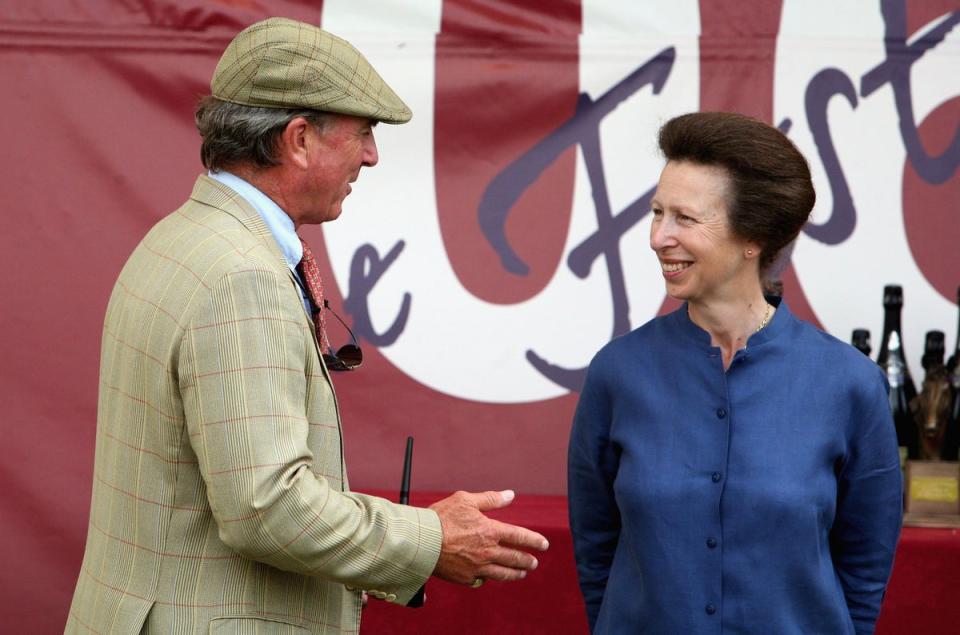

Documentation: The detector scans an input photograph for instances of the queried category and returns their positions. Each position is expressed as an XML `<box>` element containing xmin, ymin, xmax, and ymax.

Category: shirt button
<box><xmin>711</xmin><ymin>472</ymin><xmax>722</xmax><ymax>483</ymax></box>
<box><xmin>716</xmin><ymin>408</ymin><xmax>726</xmax><ymax>419</ymax></box>
<box><xmin>707</xmin><ymin>537</ymin><xmax>717</xmax><ymax>549</ymax></box>
<box><xmin>706</xmin><ymin>603</ymin><xmax>717</xmax><ymax>615</ymax></box>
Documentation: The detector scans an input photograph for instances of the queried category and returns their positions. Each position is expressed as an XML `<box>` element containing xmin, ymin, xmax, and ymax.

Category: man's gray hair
<box><xmin>195</xmin><ymin>96</ymin><xmax>331</xmax><ymax>172</ymax></box>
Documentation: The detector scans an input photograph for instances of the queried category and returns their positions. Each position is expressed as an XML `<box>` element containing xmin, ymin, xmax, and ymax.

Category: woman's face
<box><xmin>649</xmin><ymin>160</ymin><xmax>757</xmax><ymax>304</ymax></box>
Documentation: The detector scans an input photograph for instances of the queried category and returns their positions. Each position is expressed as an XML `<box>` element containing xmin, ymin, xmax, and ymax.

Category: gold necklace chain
<box><xmin>755</xmin><ymin>303</ymin><xmax>772</xmax><ymax>333</ymax></box>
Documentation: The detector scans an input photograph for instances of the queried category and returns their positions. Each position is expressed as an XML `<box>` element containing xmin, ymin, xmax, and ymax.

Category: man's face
<box><xmin>298</xmin><ymin>113</ymin><xmax>379</xmax><ymax>225</ymax></box>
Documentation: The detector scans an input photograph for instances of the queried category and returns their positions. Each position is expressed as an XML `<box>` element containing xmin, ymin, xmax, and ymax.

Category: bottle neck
<box><xmin>877</xmin><ymin>305</ymin><xmax>904</xmax><ymax>363</ymax></box>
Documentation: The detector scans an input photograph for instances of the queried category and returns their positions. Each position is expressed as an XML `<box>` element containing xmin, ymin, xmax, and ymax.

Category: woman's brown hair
<box><xmin>658</xmin><ymin>112</ymin><xmax>816</xmax><ymax>273</ymax></box>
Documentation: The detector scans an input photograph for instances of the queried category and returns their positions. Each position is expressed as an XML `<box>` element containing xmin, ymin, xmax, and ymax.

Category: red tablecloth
<box><xmin>358</xmin><ymin>492</ymin><xmax>960</xmax><ymax>634</ymax></box>
<box><xmin>877</xmin><ymin>525</ymin><xmax>960</xmax><ymax>635</ymax></box>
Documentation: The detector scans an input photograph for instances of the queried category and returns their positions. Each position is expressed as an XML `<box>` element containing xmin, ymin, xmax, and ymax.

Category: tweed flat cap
<box><xmin>211</xmin><ymin>17</ymin><xmax>412</xmax><ymax>124</ymax></box>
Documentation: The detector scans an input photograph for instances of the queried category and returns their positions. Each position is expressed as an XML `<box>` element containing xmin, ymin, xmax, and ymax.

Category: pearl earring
<box><xmin>746</xmin><ymin>249</ymin><xmax>753</xmax><ymax>256</ymax></box>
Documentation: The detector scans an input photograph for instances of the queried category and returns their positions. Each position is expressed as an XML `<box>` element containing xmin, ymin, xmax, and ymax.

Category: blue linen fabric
<box><xmin>568</xmin><ymin>300</ymin><xmax>903</xmax><ymax>635</ymax></box>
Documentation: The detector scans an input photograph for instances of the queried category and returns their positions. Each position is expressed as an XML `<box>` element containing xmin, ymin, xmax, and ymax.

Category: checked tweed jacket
<box><xmin>67</xmin><ymin>175</ymin><xmax>442</xmax><ymax>634</ymax></box>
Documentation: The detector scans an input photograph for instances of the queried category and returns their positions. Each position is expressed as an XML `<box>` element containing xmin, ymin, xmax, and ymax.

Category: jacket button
<box><xmin>707</xmin><ymin>537</ymin><xmax>717</xmax><ymax>549</ymax></box>
<box><xmin>716</xmin><ymin>408</ymin><xmax>727</xmax><ymax>419</ymax></box>
<box><xmin>706</xmin><ymin>603</ymin><xmax>717</xmax><ymax>615</ymax></box>
<box><xmin>711</xmin><ymin>472</ymin><xmax>722</xmax><ymax>483</ymax></box>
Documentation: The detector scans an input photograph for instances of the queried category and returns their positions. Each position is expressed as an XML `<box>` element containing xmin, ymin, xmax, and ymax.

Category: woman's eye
<box><xmin>651</xmin><ymin>208</ymin><xmax>663</xmax><ymax>216</ymax></box>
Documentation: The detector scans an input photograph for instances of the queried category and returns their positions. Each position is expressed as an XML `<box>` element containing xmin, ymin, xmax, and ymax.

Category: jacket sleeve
<box><xmin>178</xmin><ymin>263</ymin><xmax>441</xmax><ymax>605</ymax></box>
<box><xmin>568</xmin><ymin>355</ymin><xmax>621</xmax><ymax>633</ymax></box>
<box><xmin>830</xmin><ymin>370</ymin><xmax>903</xmax><ymax>634</ymax></box>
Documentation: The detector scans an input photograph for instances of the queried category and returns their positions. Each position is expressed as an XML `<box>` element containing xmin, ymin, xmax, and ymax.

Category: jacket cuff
<box><xmin>362</xmin><ymin>504</ymin><xmax>443</xmax><ymax>606</ymax></box>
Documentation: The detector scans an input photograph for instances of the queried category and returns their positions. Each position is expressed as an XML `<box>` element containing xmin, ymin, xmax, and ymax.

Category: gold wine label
<box><xmin>910</xmin><ymin>476</ymin><xmax>960</xmax><ymax>503</ymax></box>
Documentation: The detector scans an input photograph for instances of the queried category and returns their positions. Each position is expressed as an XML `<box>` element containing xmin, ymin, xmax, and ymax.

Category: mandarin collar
<box><xmin>672</xmin><ymin>295</ymin><xmax>790</xmax><ymax>351</ymax></box>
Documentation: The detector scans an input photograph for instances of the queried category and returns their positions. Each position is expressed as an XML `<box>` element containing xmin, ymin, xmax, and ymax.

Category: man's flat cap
<box><xmin>211</xmin><ymin>17</ymin><xmax>412</xmax><ymax>124</ymax></box>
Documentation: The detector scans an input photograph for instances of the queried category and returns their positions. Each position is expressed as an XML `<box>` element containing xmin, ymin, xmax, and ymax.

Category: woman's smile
<box><xmin>659</xmin><ymin>260</ymin><xmax>693</xmax><ymax>276</ymax></box>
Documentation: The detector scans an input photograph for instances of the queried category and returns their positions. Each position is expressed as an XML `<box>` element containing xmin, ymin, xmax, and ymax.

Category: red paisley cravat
<box><xmin>296</xmin><ymin>237</ymin><xmax>330</xmax><ymax>352</ymax></box>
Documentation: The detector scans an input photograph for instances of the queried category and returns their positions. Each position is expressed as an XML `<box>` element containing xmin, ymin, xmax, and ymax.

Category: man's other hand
<box><xmin>428</xmin><ymin>490</ymin><xmax>550</xmax><ymax>586</ymax></box>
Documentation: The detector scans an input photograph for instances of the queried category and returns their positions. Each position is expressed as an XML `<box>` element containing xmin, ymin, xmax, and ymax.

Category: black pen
<box><xmin>399</xmin><ymin>436</ymin><xmax>426</xmax><ymax>607</ymax></box>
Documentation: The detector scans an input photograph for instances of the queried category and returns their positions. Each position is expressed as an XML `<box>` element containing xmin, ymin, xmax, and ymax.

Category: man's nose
<box><xmin>363</xmin><ymin>133</ymin><xmax>379</xmax><ymax>167</ymax></box>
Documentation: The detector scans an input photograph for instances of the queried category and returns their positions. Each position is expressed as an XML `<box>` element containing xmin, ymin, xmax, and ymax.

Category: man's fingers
<box><xmin>493</xmin><ymin>520</ymin><xmax>550</xmax><ymax>551</ymax></box>
<box><xmin>429</xmin><ymin>489</ymin><xmax>550</xmax><ymax>587</ymax></box>
<box><xmin>476</xmin><ymin>563</ymin><xmax>533</xmax><ymax>582</ymax></box>
<box><xmin>471</xmin><ymin>489</ymin><xmax>515</xmax><ymax>512</ymax></box>
<box><xmin>449</xmin><ymin>547</ymin><xmax>540</xmax><ymax>586</ymax></box>
<box><xmin>488</xmin><ymin>545</ymin><xmax>540</xmax><ymax>571</ymax></box>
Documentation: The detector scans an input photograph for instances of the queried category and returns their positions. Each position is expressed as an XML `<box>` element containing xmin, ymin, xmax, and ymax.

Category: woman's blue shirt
<box><xmin>568</xmin><ymin>300</ymin><xmax>902</xmax><ymax>634</ymax></box>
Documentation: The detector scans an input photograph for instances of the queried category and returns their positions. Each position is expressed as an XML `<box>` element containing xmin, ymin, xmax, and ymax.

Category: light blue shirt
<box><xmin>208</xmin><ymin>170</ymin><xmax>310</xmax><ymax>314</ymax></box>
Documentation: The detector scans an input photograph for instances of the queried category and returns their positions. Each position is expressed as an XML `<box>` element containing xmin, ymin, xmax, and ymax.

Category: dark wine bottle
<box><xmin>921</xmin><ymin>331</ymin><xmax>945</xmax><ymax>372</ymax></box>
<box><xmin>941</xmin><ymin>287</ymin><xmax>960</xmax><ymax>461</ymax></box>
<box><xmin>851</xmin><ymin>329</ymin><xmax>871</xmax><ymax>357</ymax></box>
<box><xmin>876</xmin><ymin>285</ymin><xmax>919</xmax><ymax>462</ymax></box>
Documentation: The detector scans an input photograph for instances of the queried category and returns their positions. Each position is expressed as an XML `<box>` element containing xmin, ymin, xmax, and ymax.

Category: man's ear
<box><xmin>278</xmin><ymin>116</ymin><xmax>311</xmax><ymax>170</ymax></box>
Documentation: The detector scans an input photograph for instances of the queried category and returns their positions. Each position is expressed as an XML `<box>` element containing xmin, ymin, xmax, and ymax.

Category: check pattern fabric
<box><xmin>211</xmin><ymin>17</ymin><xmax>413</xmax><ymax>124</ymax></box>
<box><xmin>66</xmin><ymin>175</ymin><xmax>442</xmax><ymax>634</ymax></box>
<box><xmin>297</xmin><ymin>237</ymin><xmax>330</xmax><ymax>353</ymax></box>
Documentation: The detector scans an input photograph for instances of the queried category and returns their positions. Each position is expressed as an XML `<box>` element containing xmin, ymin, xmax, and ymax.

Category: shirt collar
<box><xmin>207</xmin><ymin>170</ymin><xmax>302</xmax><ymax>271</ymax></box>
<box><xmin>673</xmin><ymin>295</ymin><xmax>790</xmax><ymax>349</ymax></box>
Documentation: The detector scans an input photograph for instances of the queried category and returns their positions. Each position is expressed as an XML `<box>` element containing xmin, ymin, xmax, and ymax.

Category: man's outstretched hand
<box><xmin>429</xmin><ymin>490</ymin><xmax>550</xmax><ymax>586</ymax></box>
